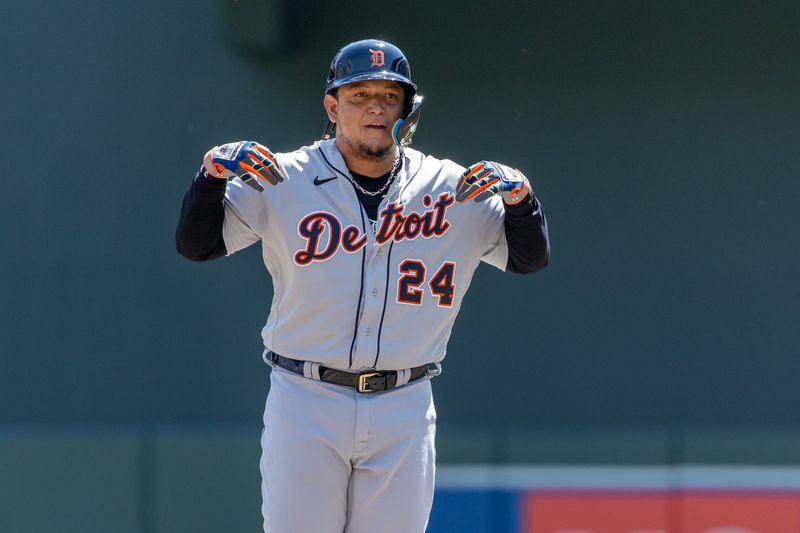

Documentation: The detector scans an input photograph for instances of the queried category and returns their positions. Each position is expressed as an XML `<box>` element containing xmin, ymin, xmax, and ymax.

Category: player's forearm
<box><xmin>175</xmin><ymin>170</ymin><xmax>228</xmax><ymax>261</ymax></box>
<box><xmin>504</xmin><ymin>193</ymin><xmax>550</xmax><ymax>274</ymax></box>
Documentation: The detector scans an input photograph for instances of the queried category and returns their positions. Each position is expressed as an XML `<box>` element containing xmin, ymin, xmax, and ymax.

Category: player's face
<box><xmin>324</xmin><ymin>80</ymin><xmax>405</xmax><ymax>162</ymax></box>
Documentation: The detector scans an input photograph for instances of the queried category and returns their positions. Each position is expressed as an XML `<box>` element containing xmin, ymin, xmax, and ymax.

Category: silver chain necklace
<box><xmin>347</xmin><ymin>149</ymin><xmax>402</xmax><ymax>197</ymax></box>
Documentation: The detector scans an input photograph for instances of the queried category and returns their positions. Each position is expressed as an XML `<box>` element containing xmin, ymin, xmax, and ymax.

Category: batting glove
<box><xmin>455</xmin><ymin>161</ymin><xmax>531</xmax><ymax>205</ymax></box>
<box><xmin>202</xmin><ymin>141</ymin><xmax>285</xmax><ymax>192</ymax></box>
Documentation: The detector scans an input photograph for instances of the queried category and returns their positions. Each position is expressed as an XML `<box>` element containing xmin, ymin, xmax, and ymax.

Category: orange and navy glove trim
<box><xmin>455</xmin><ymin>161</ymin><xmax>531</xmax><ymax>205</ymax></box>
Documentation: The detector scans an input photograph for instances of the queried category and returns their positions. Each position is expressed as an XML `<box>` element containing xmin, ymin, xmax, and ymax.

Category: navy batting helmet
<box><xmin>325</xmin><ymin>39</ymin><xmax>417</xmax><ymax>117</ymax></box>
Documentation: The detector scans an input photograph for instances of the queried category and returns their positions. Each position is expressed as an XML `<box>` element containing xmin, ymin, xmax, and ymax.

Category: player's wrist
<box><xmin>200</xmin><ymin>166</ymin><xmax>226</xmax><ymax>182</ymax></box>
<box><xmin>204</xmin><ymin>172</ymin><xmax>226</xmax><ymax>183</ymax></box>
<box><xmin>196</xmin><ymin>167</ymin><xmax>229</xmax><ymax>191</ymax></box>
<box><xmin>503</xmin><ymin>192</ymin><xmax>534</xmax><ymax>216</ymax></box>
<box><xmin>502</xmin><ymin>192</ymin><xmax>530</xmax><ymax>206</ymax></box>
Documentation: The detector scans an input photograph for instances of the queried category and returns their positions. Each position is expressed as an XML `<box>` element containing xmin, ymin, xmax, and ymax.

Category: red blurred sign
<box><xmin>683</xmin><ymin>493</ymin><xmax>800</xmax><ymax>533</ymax></box>
<box><xmin>522</xmin><ymin>491</ymin><xmax>800</xmax><ymax>533</ymax></box>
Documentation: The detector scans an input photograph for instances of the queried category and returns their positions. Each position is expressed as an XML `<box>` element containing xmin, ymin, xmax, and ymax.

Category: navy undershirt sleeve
<box><xmin>175</xmin><ymin>169</ymin><xmax>228</xmax><ymax>262</ymax></box>
<box><xmin>503</xmin><ymin>193</ymin><xmax>550</xmax><ymax>274</ymax></box>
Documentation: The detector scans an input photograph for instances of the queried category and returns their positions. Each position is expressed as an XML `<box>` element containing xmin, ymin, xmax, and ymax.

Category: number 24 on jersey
<box><xmin>397</xmin><ymin>260</ymin><xmax>456</xmax><ymax>308</ymax></box>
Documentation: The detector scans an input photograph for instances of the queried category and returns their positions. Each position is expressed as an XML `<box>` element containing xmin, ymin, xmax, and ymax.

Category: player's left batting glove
<box><xmin>202</xmin><ymin>141</ymin><xmax>285</xmax><ymax>192</ymax></box>
<box><xmin>455</xmin><ymin>161</ymin><xmax>531</xmax><ymax>205</ymax></box>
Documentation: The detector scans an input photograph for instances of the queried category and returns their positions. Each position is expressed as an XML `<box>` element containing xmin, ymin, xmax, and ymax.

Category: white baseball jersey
<box><xmin>222</xmin><ymin>138</ymin><xmax>508</xmax><ymax>371</ymax></box>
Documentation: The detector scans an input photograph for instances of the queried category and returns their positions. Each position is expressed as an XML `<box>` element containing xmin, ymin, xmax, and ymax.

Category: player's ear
<box><xmin>323</xmin><ymin>93</ymin><xmax>338</xmax><ymax>123</ymax></box>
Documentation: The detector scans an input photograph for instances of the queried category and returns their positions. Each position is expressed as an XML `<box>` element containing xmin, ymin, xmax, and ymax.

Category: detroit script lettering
<box><xmin>293</xmin><ymin>193</ymin><xmax>455</xmax><ymax>266</ymax></box>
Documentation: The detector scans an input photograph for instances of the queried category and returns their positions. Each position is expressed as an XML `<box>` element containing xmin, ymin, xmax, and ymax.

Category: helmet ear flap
<box><xmin>392</xmin><ymin>95</ymin><xmax>423</xmax><ymax>146</ymax></box>
<box><xmin>399</xmin><ymin>83</ymin><xmax>416</xmax><ymax>118</ymax></box>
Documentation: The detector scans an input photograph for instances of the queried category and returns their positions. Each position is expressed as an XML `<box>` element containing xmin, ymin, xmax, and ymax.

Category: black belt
<box><xmin>268</xmin><ymin>352</ymin><xmax>434</xmax><ymax>393</ymax></box>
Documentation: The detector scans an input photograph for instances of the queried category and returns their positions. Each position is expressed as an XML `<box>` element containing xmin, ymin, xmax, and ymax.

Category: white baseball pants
<box><xmin>260</xmin><ymin>367</ymin><xmax>437</xmax><ymax>533</ymax></box>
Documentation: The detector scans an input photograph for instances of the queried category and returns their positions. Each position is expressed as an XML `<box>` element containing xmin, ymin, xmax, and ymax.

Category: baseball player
<box><xmin>176</xmin><ymin>39</ymin><xmax>549</xmax><ymax>533</ymax></box>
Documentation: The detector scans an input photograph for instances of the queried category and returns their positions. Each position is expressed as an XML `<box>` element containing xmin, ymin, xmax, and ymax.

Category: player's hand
<box><xmin>455</xmin><ymin>161</ymin><xmax>531</xmax><ymax>205</ymax></box>
<box><xmin>202</xmin><ymin>141</ymin><xmax>285</xmax><ymax>192</ymax></box>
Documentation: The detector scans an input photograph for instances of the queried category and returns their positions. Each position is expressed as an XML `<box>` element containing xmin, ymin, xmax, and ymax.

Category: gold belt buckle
<box><xmin>357</xmin><ymin>372</ymin><xmax>381</xmax><ymax>393</ymax></box>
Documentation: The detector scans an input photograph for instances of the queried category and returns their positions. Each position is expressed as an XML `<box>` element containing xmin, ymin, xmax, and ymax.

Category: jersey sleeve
<box><xmin>222</xmin><ymin>177</ymin><xmax>266</xmax><ymax>255</ymax></box>
<box><xmin>477</xmin><ymin>195</ymin><xmax>509</xmax><ymax>271</ymax></box>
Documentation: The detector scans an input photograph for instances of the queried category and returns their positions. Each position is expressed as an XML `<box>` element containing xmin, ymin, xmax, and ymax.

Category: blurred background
<box><xmin>1</xmin><ymin>0</ymin><xmax>799</xmax><ymax>531</ymax></box>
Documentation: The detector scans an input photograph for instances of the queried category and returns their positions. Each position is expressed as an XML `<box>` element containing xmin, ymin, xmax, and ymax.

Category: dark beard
<box><xmin>345</xmin><ymin>137</ymin><xmax>394</xmax><ymax>162</ymax></box>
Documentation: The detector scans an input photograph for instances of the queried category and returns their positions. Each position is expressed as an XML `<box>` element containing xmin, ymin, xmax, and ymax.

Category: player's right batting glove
<box><xmin>455</xmin><ymin>161</ymin><xmax>531</xmax><ymax>205</ymax></box>
<box><xmin>202</xmin><ymin>141</ymin><xmax>285</xmax><ymax>192</ymax></box>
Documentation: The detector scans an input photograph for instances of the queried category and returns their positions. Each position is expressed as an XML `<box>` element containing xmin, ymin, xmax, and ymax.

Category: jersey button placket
<box><xmin>352</xmin><ymin>264</ymin><xmax>381</xmax><ymax>366</ymax></box>
<box><xmin>353</xmin><ymin>227</ymin><xmax>392</xmax><ymax>367</ymax></box>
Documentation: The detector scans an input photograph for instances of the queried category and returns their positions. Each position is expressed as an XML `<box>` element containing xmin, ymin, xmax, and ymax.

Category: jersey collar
<box><xmin>318</xmin><ymin>138</ymin><xmax>423</xmax><ymax>187</ymax></box>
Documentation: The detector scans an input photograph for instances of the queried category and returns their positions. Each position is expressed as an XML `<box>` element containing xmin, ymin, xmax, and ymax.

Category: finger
<box><xmin>456</xmin><ymin>180</ymin><xmax>487</xmax><ymax>203</ymax></box>
<box><xmin>460</xmin><ymin>169</ymin><xmax>494</xmax><ymax>196</ymax></box>
<box><xmin>455</xmin><ymin>178</ymin><xmax>469</xmax><ymax>198</ymax></box>
<box><xmin>240</xmin><ymin>174</ymin><xmax>265</xmax><ymax>192</ymax></box>
<box><xmin>246</xmin><ymin>151</ymin><xmax>274</xmax><ymax>172</ymax></box>
<box><xmin>461</xmin><ymin>176</ymin><xmax>499</xmax><ymax>202</ymax></box>
<box><xmin>253</xmin><ymin>144</ymin><xmax>278</xmax><ymax>167</ymax></box>
<box><xmin>456</xmin><ymin>165</ymin><xmax>490</xmax><ymax>200</ymax></box>
<box><xmin>245</xmin><ymin>153</ymin><xmax>270</xmax><ymax>177</ymax></box>
<box><xmin>239</xmin><ymin>161</ymin><xmax>276</xmax><ymax>185</ymax></box>
<box><xmin>257</xmin><ymin>164</ymin><xmax>284</xmax><ymax>184</ymax></box>
<box><xmin>473</xmin><ymin>187</ymin><xmax>499</xmax><ymax>203</ymax></box>
<box><xmin>456</xmin><ymin>178</ymin><xmax>480</xmax><ymax>202</ymax></box>
<box><xmin>264</xmin><ymin>163</ymin><xmax>285</xmax><ymax>183</ymax></box>
<box><xmin>251</xmin><ymin>146</ymin><xmax>285</xmax><ymax>183</ymax></box>
<box><xmin>461</xmin><ymin>162</ymin><xmax>485</xmax><ymax>184</ymax></box>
